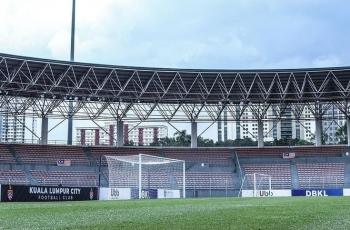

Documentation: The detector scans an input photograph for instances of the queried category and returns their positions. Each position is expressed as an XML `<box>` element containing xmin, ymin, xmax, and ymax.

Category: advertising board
<box><xmin>1</xmin><ymin>185</ymin><xmax>98</xmax><ymax>202</ymax></box>
<box><xmin>291</xmin><ymin>189</ymin><xmax>343</xmax><ymax>197</ymax></box>
<box><xmin>241</xmin><ymin>190</ymin><xmax>291</xmax><ymax>197</ymax></box>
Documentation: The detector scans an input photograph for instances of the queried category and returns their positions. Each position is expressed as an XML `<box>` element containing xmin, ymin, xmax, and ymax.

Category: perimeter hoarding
<box><xmin>99</xmin><ymin>188</ymin><xmax>180</xmax><ymax>200</ymax></box>
<box><xmin>1</xmin><ymin>185</ymin><xmax>98</xmax><ymax>202</ymax></box>
<box><xmin>344</xmin><ymin>189</ymin><xmax>350</xmax><ymax>196</ymax></box>
<box><xmin>241</xmin><ymin>190</ymin><xmax>291</xmax><ymax>197</ymax></box>
<box><xmin>157</xmin><ymin>189</ymin><xmax>181</xmax><ymax>199</ymax></box>
<box><xmin>291</xmin><ymin>189</ymin><xmax>343</xmax><ymax>197</ymax></box>
<box><xmin>99</xmin><ymin>188</ymin><xmax>131</xmax><ymax>200</ymax></box>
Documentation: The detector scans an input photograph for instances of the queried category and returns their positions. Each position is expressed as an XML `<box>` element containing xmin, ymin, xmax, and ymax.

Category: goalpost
<box><xmin>239</xmin><ymin>173</ymin><xmax>272</xmax><ymax>197</ymax></box>
<box><xmin>105</xmin><ymin>154</ymin><xmax>186</xmax><ymax>199</ymax></box>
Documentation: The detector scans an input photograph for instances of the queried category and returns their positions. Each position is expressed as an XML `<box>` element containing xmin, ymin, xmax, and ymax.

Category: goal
<box><xmin>239</xmin><ymin>173</ymin><xmax>272</xmax><ymax>197</ymax></box>
<box><xmin>105</xmin><ymin>154</ymin><xmax>185</xmax><ymax>199</ymax></box>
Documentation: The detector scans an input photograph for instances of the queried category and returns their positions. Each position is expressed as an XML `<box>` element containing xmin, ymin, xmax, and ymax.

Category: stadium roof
<box><xmin>1</xmin><ymin>52</ymin><xmax>350</xmax><ymax>105</ymax></box>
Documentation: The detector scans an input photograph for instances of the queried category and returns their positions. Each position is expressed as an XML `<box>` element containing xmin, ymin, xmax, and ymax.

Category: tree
<box><xmin>265</xmin><ymin>138</ymin><xmax>313</xmax><ymax>146</ymax></box>
<box><xmin>215</xmin><ymin>138</ymin><xmax>257</xmax><ymax>147</ymax></box>
<box><xmin>198</xmin><ymin>136</ymin><xmax>215</xmax><ymax>147</ymax></box>
<box><xmin>124</xmin><ymin>140</ymin><xmax>135</xmax><ymax>146</ymax></box>
<box><xmin>309</xmin><ymin>132</ymin><xmax>329</xmax><ymax>145</ymax></box>
<box><xmin>335</xmin><ymin>124</ymin><xmax>347</xmax><ymax>144</ymax></box>
<box><xmin>174</xmin><ymin>130</ymin><xmax>191</xmax><ymax>146</ymax></box>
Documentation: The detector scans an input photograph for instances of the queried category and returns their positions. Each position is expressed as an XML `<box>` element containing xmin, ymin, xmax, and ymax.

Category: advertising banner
<box><xmin>1</xmin><ymin>185</ymin><xmax>98</xmax><ymax>202</ymax></box>
<box><xmin>141</xmin><ymin>189</ymin><xmax>157</xmax><ymax>199</ymax></box>
<box><xmin>99</xmin><ymin>188</ymin><xmax>131</xmax><ymax>200</ymax></box>
<box><xmin>99</xmin><ymin>188</ymin><xmax>181</xmax><ymax>200</ymax></box>
<box><xmin>343</xmin><ymin>189</ymin><xmax>350</xmax><ymax>196</ymax></box>
<box><xmin>129</xmin><ymin>189</ymin><xmax>158</xmax><ymax>199</ymax></box>
<box><xmin>157</xmin><ymin>189</ymin><xmax>181</xmax><ymax>199</ymax></box>
<box><xmin>241</xmin><ymin>190</ymin><xmax>291</xmax><ymax>197</ymax></box>
<box><xmin>292</xmin><ymin>189</ymin><xmax>343</xmax><ymax>197</ymax></box>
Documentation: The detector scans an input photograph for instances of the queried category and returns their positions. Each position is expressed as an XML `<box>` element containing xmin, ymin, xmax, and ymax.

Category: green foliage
<box><xmin>150</xmin><ymin>130</ymin><xmax>191</xmax><ymax>147</ymax></box>
<box><xmin>335</xmin><ymin>124</ymin><xmax>347</xmax><ymax>144</ymax></box>
<box><xmin>264</xmin><ymin>138</ymin><xmax>313</xmax><ymax>146</ymax></box>
<box><xmin>149</xmin><ymin>130</ymin><xmax>314</xmax><ymax>147</ymax></box>
<box><xmin>124</xmin><ymin>140</ymin><xmax>135</xmax><ymax>146</ymax></box>
<box><xmin>215</xmin><ymin>138</ymin><xmax>257</xmax><ymax>147</ymax></box>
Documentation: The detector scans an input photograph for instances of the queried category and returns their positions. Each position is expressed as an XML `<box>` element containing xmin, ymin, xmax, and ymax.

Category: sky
<box><xmin>1</xmin><ymin>0</ymin><xmax>349</xmax><ymax>142</ymax></box>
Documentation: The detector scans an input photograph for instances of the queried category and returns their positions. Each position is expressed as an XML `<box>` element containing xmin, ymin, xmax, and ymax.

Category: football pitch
<box><xmin>0</xmin><ymin>197</ymin><xmax>350</xmax><ymax>229</ymax></box>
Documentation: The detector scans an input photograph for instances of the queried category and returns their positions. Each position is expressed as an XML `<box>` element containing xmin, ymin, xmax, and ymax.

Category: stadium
<box><xmin>1</xmin><ymin>52</ymin><xmax>350</xmax><ymax>228</ymax></box>
<box><xmin>1</xmin><ymin>1</ymin><xmax>350</xmax><ymax>229</ymax></box>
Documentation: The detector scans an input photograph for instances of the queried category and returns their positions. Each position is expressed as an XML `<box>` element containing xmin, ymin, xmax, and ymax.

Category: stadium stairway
<box><xmin>231</xmin><ymin>151</ymin><xmax>243</xmax><ymax>190</ymax></box>
<box><xmin>290</xmin><ymin>160</ymin><xmax>299</xmax><ymax>189</ymax></box>
<box><xmin>6</xmin><ymin>144</ymin><xmax>21</xmax><ymax>164</ymax></box>
<box><xmin>232</xmin><ymin>173</ymin><xmax>241</xmax><ymax>190</ymax></box>
<box><xmin>82</xmin><ymin>147</ymin><xmax>95</xmax><ymax>166</ymax></box>
<box><xmin>24</xmin><ymin>169</ymin><xmax>37</xmax><ymax>185</ymax></box>
<box><xmin>95</xmin><ymin>165</ymin><xmax>108</xmax><ymax>187</ymax></box>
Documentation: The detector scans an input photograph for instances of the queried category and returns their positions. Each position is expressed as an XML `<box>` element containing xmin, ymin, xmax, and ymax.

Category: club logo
<box><xmin>111</xmin><ymin>188</ymin><xmax>119</xmax><ymax>199</ymax></box>
<box><xmin>89</xmin><ymin>188</ymin><xmax>94</xmax><ymax>200</ymax></box>
<box><xmin>7</xmin><ymin>185</ymin><xmax>13</xmax><ymax>201</ymax></box>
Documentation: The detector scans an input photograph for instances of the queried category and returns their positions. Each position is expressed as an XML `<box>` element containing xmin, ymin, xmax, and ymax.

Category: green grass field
<box><xmin>1</xmin><ymin>197</ymin><xmax>350</xmax><ymax>229</ymax></box>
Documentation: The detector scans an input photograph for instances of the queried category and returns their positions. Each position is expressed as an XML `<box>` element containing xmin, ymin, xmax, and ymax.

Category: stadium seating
<box><xmin>242</xmin><ymin>164</ymin><xmax>292</xmax><ymax>189</ymax></box>
<box><xmin>0</xmin><ymin>145</ymin><xmax>16</xmax><ymax>163</ymax></box>
<box><xmin>106</xmin><ymin>171</ymin><xmax>234</xmax><ymax>190</ymax></box>
<box><xmin>89</xmin><ymin>147</ymin><xmax>233</xmax><ymax>167</ymax></box>
<box><xmin>12</xmin><ymin>144</ymin><xmax>89</xmax><ymax>165</ymax></box>
<box><xmin>0</xmin><ymin>143</ymin><xmax>348</xmax><ymax>191</ymax></box>
<box><xmin>185</xmin><ymin>172</ymin><xmax>234</xmax><ymax>189</ymax></box>
<box><xmin>30</xmin><ymin>170</ymin><xmax>98</xmax><ymax>187</ymax></box>
<box><xmin>89</xmin><ymin>146</ymin><xmax>162</xmax><ymax>166</ymax></box>
<box><xmin>297</xmin><ymin>163</ymin><xmax>345</xmax><ymax>188</ymax></box>
<box><xmin>164</xmin><ymin>148</ymin><xmax>232</xmax><ymax>167</ymax></box>
<box><xmin>236</xmin><ymin>146</ymin><xmax>345</xmax><ymax>158</ymax></box>
<box><xmin>0</xmin><ymin>170</ymin><xmax>28</xmax><ymax>185</ymax></box>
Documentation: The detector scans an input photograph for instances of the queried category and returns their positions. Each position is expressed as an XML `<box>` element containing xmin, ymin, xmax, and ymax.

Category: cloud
<box><xmin>47</xmin><ymin>31</ymin><xmax>70</xmax><ymax>59</ymax></box>
<box><xmin>1</xmin><ymin>0</ymin><xmax>349</xmax><ymax>69</ymax></box>
<box><xmin>0</xmin><ymin>0</ymin><xmax>70</xmax><ymax>57</ymax></box>
<box><xmin>2</xmin><ymin>0</ymin><xmax>350</xmax><ymax>140</ymax></box>
<box><xmin>312</xmin><ymin>55</ymin><xmax>342</xmax><ymax>67</ymax></box>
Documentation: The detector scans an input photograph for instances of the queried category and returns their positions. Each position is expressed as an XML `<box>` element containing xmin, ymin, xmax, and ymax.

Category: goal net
<box><xmin>239</xmin><ymin>173</ymin><xmax>272</xmax><ymax>197</ymax></box>
<box><xmin>105</xmin><ymin>154</ymin><xmax>185</xmax><ymax>199</ymax></box>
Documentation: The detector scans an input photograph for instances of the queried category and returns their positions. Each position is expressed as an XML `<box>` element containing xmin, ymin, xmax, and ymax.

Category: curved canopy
<box><xmin>1</xmin><ymin>53</ymin><xmax>350</xmax><ymax>105</ymax></box>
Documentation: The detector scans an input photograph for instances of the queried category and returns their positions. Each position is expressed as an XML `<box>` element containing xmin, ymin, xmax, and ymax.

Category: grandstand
<box><xmin>0</xmin><ymin>53</ymin><xmax>349</xmax><ymax>198</ymax></box>
<box><xmin>0</xmin><ymin>142</ymin><xmax>349</xmax><ymax>197</ymax></box>
<box><xmin>1</xmin><ymin>1</ymin><xmax>350</xmax><ymax>229</ymax></box>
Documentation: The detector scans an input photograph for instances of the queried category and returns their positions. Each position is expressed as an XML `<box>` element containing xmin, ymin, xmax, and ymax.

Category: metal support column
<box><xmin>41</xmin><ymin>117</ymin><xmax>48</xmax><ymax>145</ymax></box>
<box><xmin>257</xmin><ymin>119</ymin><xmax>264</xmax><ymax>148</ymax></box>
<box><xmin>117</xmin><ymin>120</ymin><xmax>124</xmax><ymax>147</ymax></box>
<box><xmin>347</xmin><ymin>117</ymin><xmax>350</xmax><ymax>146</ymax></box>
<box><xmin>191</xmin><ymin>121</ymin><xmax>198</xmax><ymax>148</ymax></box>
<box><xmin>315</xmin><ymin>116</ymin><xmax>322</xmax><ymax>147</ymax></box>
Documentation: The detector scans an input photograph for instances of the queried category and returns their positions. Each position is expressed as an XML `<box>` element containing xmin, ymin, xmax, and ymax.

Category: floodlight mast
<box><xmin>67</xmin><ymin>0</ymin><xmax>75</xmax><ymax>145</ymax></box>
<box><xmin>70</xmin><ymin>0</ymin><xmax>75</xmax><ymax>62</ymax></box>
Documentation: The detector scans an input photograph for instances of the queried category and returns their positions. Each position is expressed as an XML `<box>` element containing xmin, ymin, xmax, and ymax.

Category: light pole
<box><xmin>67</xmin><ymin>0</ymin><xmax>75</xmax><ymax>145</ymax></box>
